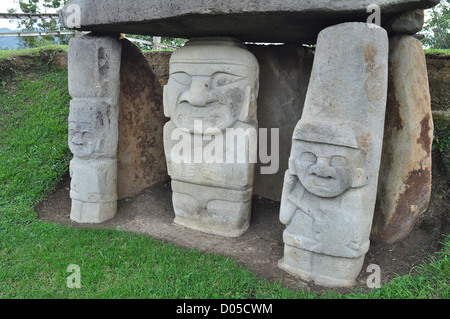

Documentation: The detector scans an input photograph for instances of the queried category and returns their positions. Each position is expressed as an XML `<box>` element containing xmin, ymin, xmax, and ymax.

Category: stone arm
<box><xmin>279</xmin><ymin>171</ymin><xmax>306</xmax><ymax>225</ymax></box>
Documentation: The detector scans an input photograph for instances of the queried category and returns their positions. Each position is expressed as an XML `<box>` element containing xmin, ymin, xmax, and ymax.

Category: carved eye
<box><xmin>330</xmin><ymin>156</ymin><xmax>348</xmax><ymax>167</ymax></box>
<box><xmin>212</xmin><ymin>73</ymin><xmax>245</xmax><ymax>87</ymax></box>
<box><xmin>171</xmin><ymin>72</ymin><xmax>192</xmax><ymax>85</ymax></box>
<box><xmin>299</xmin><ymin>152</ymin><xmax>317</xmax><ymax>163</ymax></box>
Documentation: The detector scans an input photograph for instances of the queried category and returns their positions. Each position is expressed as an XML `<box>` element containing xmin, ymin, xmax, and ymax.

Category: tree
<box><xmin>124</xmin><ymin>34</ymin><xmax>187</xmax><ymax>51</ymax></box>
<box><xmin>10</xmin><ymin>0</ymin><xmax>70</xmax><ymax>49</ymax></box>
<box><xmin>10</xmin><ymin>0</ymin><xmax>186</xmax><ymax>50</ymax></box>
<box><xmin>422</xmin><ymin>0</ymin><xmax>450</xmax><ymax>49</ymax></box>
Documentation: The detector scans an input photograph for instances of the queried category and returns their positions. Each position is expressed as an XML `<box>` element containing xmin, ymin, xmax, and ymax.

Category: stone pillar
<box><xmin>68</xmin><ymin>34</ymin><xmax>122</xmax><ymax>223</ymax></box>
<box><xmin>278</xmin><ymin>23</ymin><xmax>388</xmax><ymax>287</ymax></box>
<box><xmin>163</xmin><ymin>37</ymin><xmax>260</xmax><ymax>237</ymax></box>
<box><xmin>117</xmin><ymin>38</ymin><xmax>168</xmax><ymax>200</ymax></box>
<box><xmin>249</xmin><ymin>45</ymin><xmax>314</xmax><ymax>202</ymax></box>
<box><xmin>371</xmin><ymin>34</ymin><xmax>433</xmax><ymax>243</ymax></box>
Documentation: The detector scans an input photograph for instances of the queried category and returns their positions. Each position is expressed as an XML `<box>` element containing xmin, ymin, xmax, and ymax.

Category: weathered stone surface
<box><xmin>143</xmin><ymin>51</ymin><xmax>172</xmax><ymax>87</ymax></box>
<box><xmin>278</xmin><ymin>23</ymin><xmax>389</xmax><ymax>287</ymax></box>
<box><xmin>372</xmin><ymin>35</ymin><xmax>433</xmax><ymax>243</ymax></box>
<box><xmin>163</xmin><ymin>37</ymin><xmax>260</xmax><ymax>237</ymax></box>
<box><xmin>426</xmin><ymin>55</ymin><xmax>450</xmax><ymax>112</ymax></box>
<box><xmin>141</xmin><ymin>46</ymin><xmax>313</xmax><ymax>202</ymax></box>
<box><xmin>117</xmin><ymin>39</ymin><xmax>168</xmax><ymax>200</ymax></box>
<box><xmin>249</xmin><ymin>45</ymin><xmax>314</xmax><ymax>202</ymax></box>
<box><xmin>68</xmin><ymin>35</ymin><xmax>122</xmax><ymax>223</ymax></box>
<box><xmin>385</xmin><ymin>9</ymin><xmax>425</xmax><ymax>35</ymax></box>
<box><xmin>68</xmin><ymin>35</ymin><xmax>122</xmax><ymax>99</ymax></box>
<box><xmin>60</xmin><ymin>0</ymin><xmax>439</xmax><ymax>44</ymax></box>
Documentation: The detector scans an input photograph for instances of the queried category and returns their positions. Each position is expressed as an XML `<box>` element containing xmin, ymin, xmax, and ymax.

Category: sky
<box><xmin>0</xmin><ymin>0</ymin><xmax>22</xmax><ymax>29</ymax></box>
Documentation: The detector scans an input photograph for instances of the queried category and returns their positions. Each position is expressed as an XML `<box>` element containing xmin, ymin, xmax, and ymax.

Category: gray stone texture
<box><xmin>372</xmin><ymin>35</ymin><xmax>433</xmax><ymax>243</ymax></box>
<box><xmin>249</xmin><ymin>45</ymin><xmax>314</xmax><ymax>202</ymax></box>
<box><xmin>163</xmin><ymin>37</ymin><xmax>260</xmax><ymax>237</ymax></box>
<box><xmin>60</xmin><ymin>0</ymin><xmax>439</xmax><ymax>44</ymax></box>
<box><xmin>385</xmin><ymin>9</ymin><xmax>425</xmax><ymax>35</ymax></box>
<box><xmin>278</xmin><ymin>23</ymin><xmax>389</xmax><ymax>287</ymax></box>
<box><xmin>117</xmin><ymin>39</ymin><xmax>168</xmax><ymax>200</ymax></box>
<box><xmin>68</xmin><ymin>35</ymin><xmax>122</xmax><ymax>223</ymax></box>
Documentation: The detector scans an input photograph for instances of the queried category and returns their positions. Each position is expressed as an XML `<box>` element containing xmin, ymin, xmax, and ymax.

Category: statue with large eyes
<box><xmin>277</xmin><ymin>22</ymin><xmax>388</xmax><ymax>288</ymax></box>
<box><xmin>278</xmin><ymin>120</ymin><xmax>372</xmax><ymax>287</ymax></box>
<box><xmin>68</xmin><ymin>101</ymin><xmax>117</xmax><ymax>159</ymax></box>
<box><xmin>163</xmin><ymin>37</ymin><xmax>260</xmax><ymax>237</ymax></box>
<box><xmin>68</xmin><ymin>100</ymin><xmax>118</xmax><ymax>224</ymax></box>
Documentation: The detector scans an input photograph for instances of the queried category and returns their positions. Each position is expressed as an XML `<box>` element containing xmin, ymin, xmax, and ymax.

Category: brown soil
<box><xmin>35</xmin><ymin>150</ymin><xmax>449</xmax><ymax>296</ymax></box>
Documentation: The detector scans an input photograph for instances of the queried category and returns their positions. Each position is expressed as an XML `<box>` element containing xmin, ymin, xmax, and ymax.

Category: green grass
<box><xmin>0</xmin><ymin>54</ymin><xmax>448</xmax><ymax>300</ymax></box>
<box><xmin>347</xmin><ymin>235</ymin><xmax>450</xmax><ymax>299</ymax></box>
<box><xmin>424</xmin><ymin>48</ymin><xmax>450</xmax><ymax>55</ymax></box>
<box><xmin>0</xmin><ymin>45</ymin><xmax>68</xmax><ymax>62</ymax></box>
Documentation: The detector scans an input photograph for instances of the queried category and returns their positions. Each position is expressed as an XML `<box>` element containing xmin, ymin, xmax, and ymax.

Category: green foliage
<box><xmin>9</xmin><ymin>1</ymin><xmax>186</xmax><ymax>50</ymax></box>
<box><xmin>433</xmin><ymin>135</ymin><xmax>450</xmax><ymax>153</ymax></box>
<box><xmin>424</xmin><ymin>48</ymin><xmax>450</xmax><ymax>55</ymax></box>
<box><xmin>422</xmin><ymin>0</ymin><xmax>450</xmax><ymax>49</ymax></box>
<box><xmin>125</xmin><ymin>35</ymin><xmax>187</xmax><ymax>51</ymax></box>
<box><xmin>433</xmin><ymin>118</ymin><xmax>450</xmax><ymax>152</ymax></box>
<box><xmin>9</xmin><ymin>0</ymin><xmax>71</xmax><ymax>49</ymax></box>
<box><xmin>433</xmin><ymin>117</ymin><xmax>450</xmax><ymax>174</ymax></box>
<box><xmin>0</xmin><ymin>44</ymin><xmax>68</xmax><ymax>61</ymax></box>
<box><xmin>350</xmin><ymin>235</ymin><xmax>450</xmax><ymax>299</ymax></box>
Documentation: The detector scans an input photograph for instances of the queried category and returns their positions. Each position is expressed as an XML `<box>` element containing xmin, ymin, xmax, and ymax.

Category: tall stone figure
<box><xmin>163</xmin><ymin>37</ymin><xmax>260</xmax><ymax>237</ymax></box>
<box><xmin>68</xmin><ymin>34</ymin><xmax>122</xmax><ymax>223</ymax></box>
<box><xmin>278</xmin><ymin>23</ymin><xmax>389</xmax><ymax>287</ymax></box>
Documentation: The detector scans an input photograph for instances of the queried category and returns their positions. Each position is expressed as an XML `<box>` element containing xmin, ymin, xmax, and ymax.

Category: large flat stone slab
<box><xmin>60</xmin><ymin>0</ymin><xmax>439</xmax><ymax>43</ymax></box>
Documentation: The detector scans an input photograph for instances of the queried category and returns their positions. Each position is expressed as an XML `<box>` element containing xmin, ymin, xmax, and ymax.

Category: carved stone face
<box><xmin>164</xmin><ymin>38</ymin><xmax>259</xmax><ymax>133</ymax></box>
<box><xmin>69</xmin><ymin>115</ymin><xmax>98</xmax><ymax>157</ymax></box>
<box><xmin>291</xmin><ymin>140</ymin><xmax>364</xmax><ymax>198</ymax></box>
<box><xmin>68</xmin><ymin>104</ymin><xmax>114</xmax><ymax>158</ymax></box>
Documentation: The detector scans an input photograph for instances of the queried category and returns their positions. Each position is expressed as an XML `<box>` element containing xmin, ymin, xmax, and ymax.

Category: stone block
<box><xmin>143</xmin><ymin>51</ymin><xmax>172</xmax><ymax>87</ymax></box>
<box><xmin>249</xmin><ymin>44</ymin><xmax>314</xmax><ymax>202</ymax></box>
<box><xmin>278</xmin><ymin>23</ymin><xmax>389</xmax><ymax>287</ymax></box>
<box><xmin>385</xmin><ymin>9</ymin><xmax>425</xmax><ymax>35</ymax></box>
<box><xmin>163</xmin><ymin>37</ymin><xmax>259</xmax><ymax>237</ymax></box>
<box><xmin>371</xmin><ymin>35</ymin><xmax>433</xmax><ymax>243</ymax></box>
<box><xmin>68</xmin><ymin>35</ymin><xmax>122</xmax><ymax>99</ymax></box>
<box><xmin>60</xmin><ymin>0</ymin><xmax>439</xmax><ymax>44</ymax></box>
<box><xmin>68</xmin><ymin>35</ymin><xmax>122</xmax><ymax>223</ymax></box>
<box><xmin>117</xmin><ymin>39</ymin><xmax>168</xmax><ymax>200</ymax></box>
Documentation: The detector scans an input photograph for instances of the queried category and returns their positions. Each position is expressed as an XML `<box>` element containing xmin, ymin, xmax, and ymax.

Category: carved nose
<box><xmin>311</xmin><ymin>158</ymin><xmax>336</xmax><ymax>179</ymax></box>
<box><xmin>186</xmin><ymin>77</ymin><xmax>213</xmax><ymax>107</ymax></box>
<box><xmin>72</xmin><ymin>132</ymin><xmax>85</xmax><ymax>145</ymax></box>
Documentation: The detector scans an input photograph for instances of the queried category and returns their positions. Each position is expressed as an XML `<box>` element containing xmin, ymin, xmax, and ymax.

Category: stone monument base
<box><xmin>171</xmin><ymin>181</ymin><xmax>252</xmax><ymax>237</ymax></box>
<box><xmin>278</xmin><ymin>245</ymin><xmax>365</xmax><ymax>288</ymax></box>
<box><xmin>70</xmin><ymin>200</ymin><xmax>117</xmax><ymax>224</ymax></box>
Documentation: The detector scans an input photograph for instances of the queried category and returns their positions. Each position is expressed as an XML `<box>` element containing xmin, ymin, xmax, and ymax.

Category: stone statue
<box><xmin>279</xmin><ymin>121</ymin><xmax>372</xmax><ymax>286</ymax></box>
<box><xmin>163</xmin><ymin>37</ymin><xmax>260</xmax><ymax>237</ymax></box>
<box><xmin>68</xmin><ymin>35</ymin><xmax>122</xmax><ymax>223</ymax></box>
<box><xmin>278</xmin><ymin>23</ymin><xmax>389</xmax><ymax>287</ymax></box>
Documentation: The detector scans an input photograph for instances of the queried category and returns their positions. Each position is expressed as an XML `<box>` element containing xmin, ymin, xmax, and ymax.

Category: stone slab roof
<box><xmin>60</xmin><ymin>0</ymin><xmax>440</xmax><ymax>43</ymax></box>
